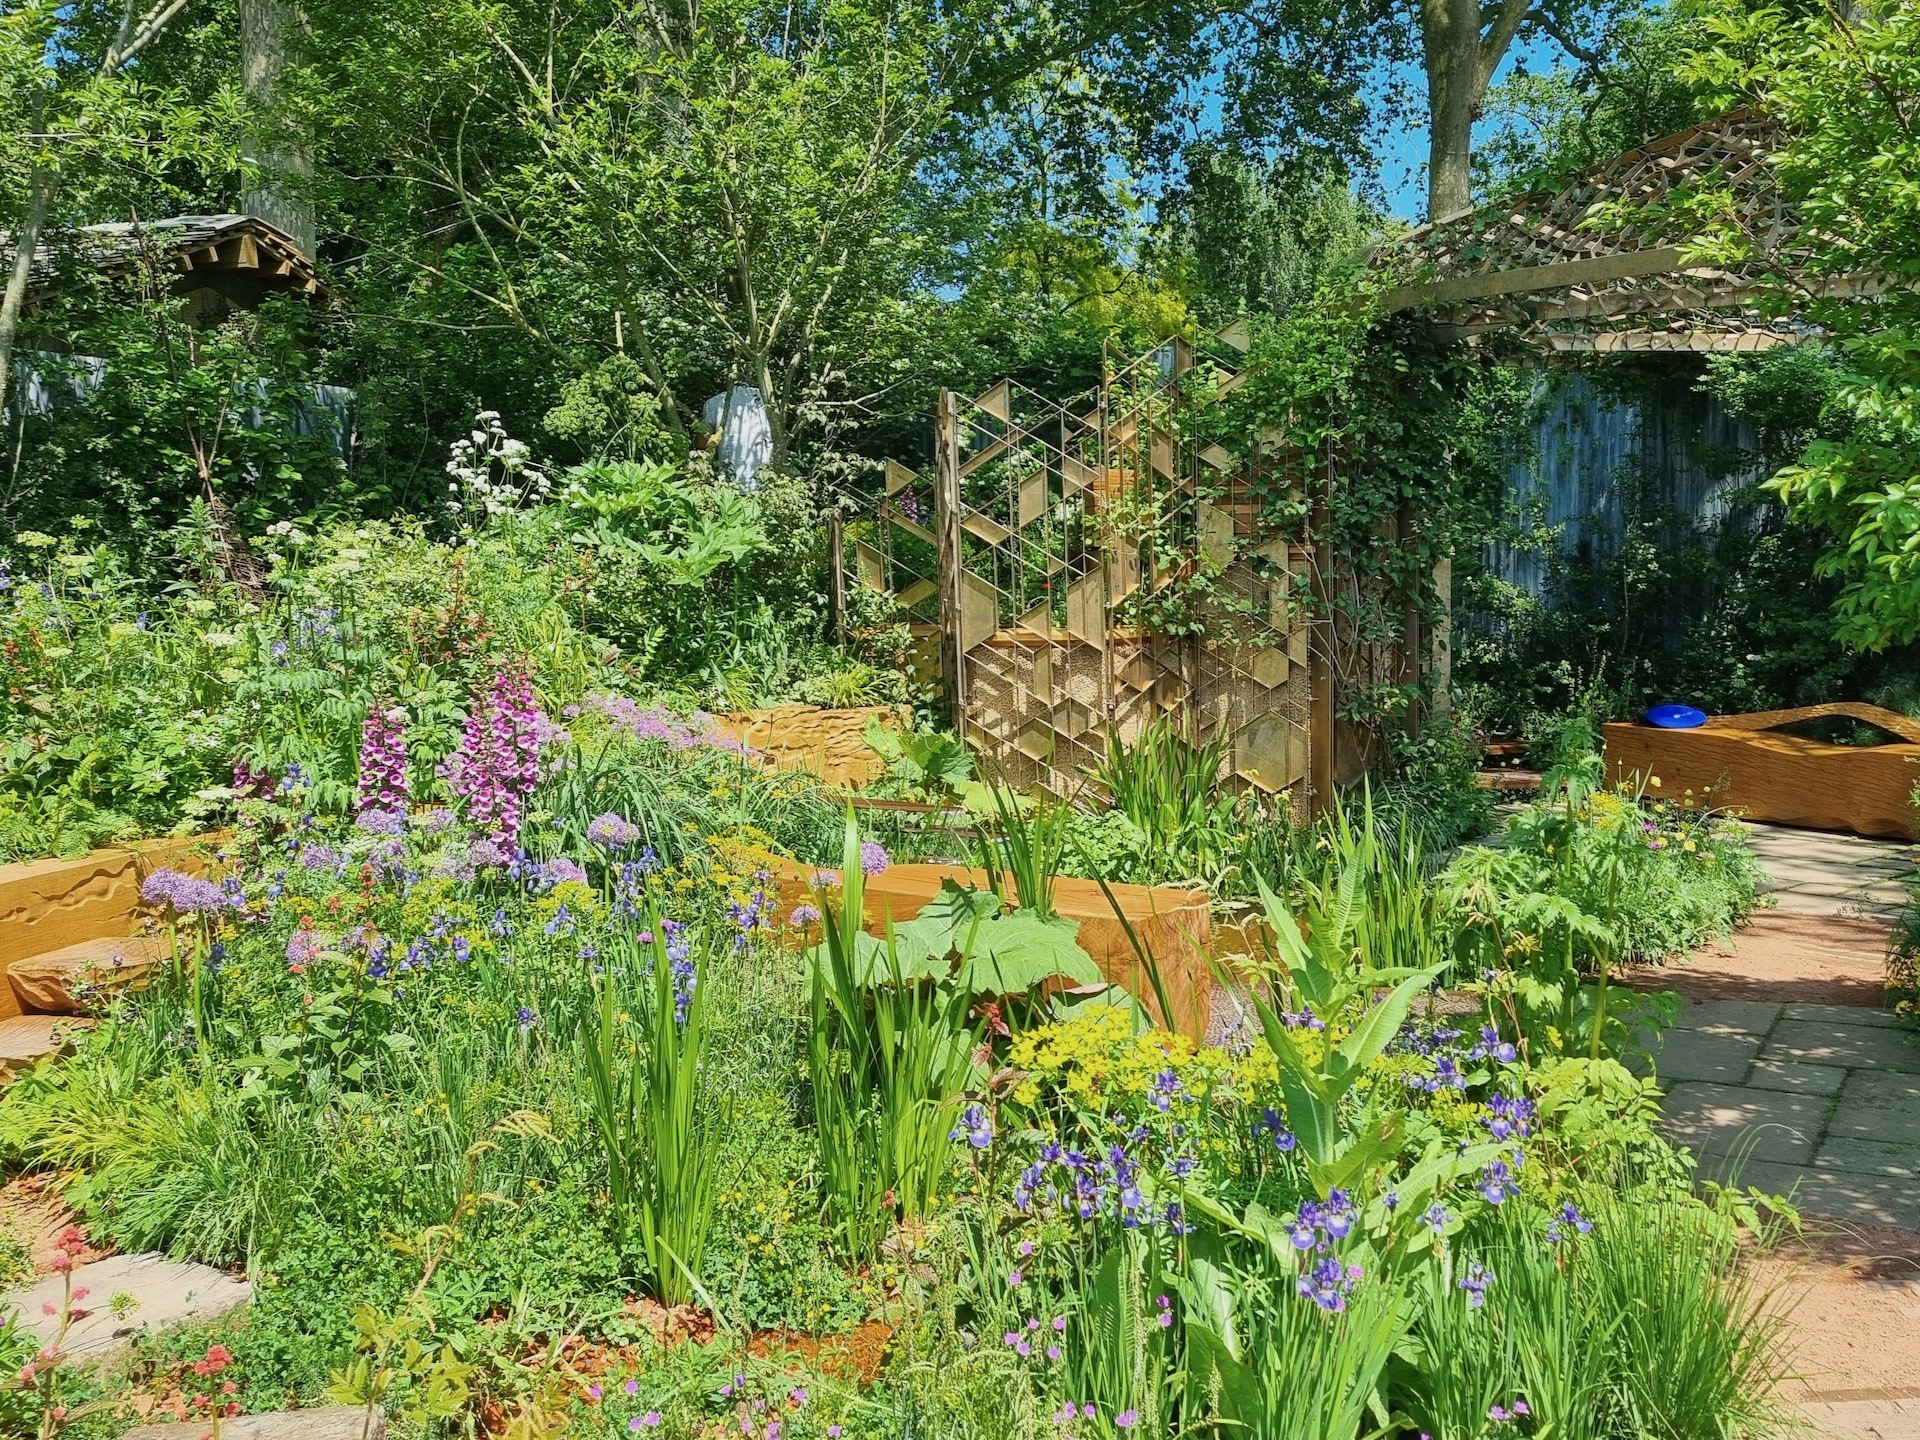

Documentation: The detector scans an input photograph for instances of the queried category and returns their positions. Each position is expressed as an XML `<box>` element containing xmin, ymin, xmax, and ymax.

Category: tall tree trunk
<box><xmin>0</xmin><ymin>164</ymin><xmax>57</xmax><ymax>425</ymax></box>
<box><xmin>239</xmin><ymin>0</ymin><xmax>317</xmax><ymax>257</ymax></box>
<box><xmin>1419</xmin><ymin>0</ymin><xmax>1535</xmax><ymax>222</ymax></box>
<box><xmin>1422</xmin><ymin>0</ymin><xmax>1478</xmax><ymax>221</ymax></box>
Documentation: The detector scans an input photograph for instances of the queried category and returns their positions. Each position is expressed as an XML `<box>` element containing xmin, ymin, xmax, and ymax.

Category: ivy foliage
<box><xmin>1212</xmin><ymin>291</ymin><xmax>1502</xmax><ymax>722</ymax></box>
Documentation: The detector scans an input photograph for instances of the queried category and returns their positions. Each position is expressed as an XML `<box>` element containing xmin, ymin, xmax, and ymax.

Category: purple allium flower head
<box><xmin>299</xmin><ymin>843</ymin><xmax>340</xmax><ymax>871</ymax></box>
<box><xmin>355</xmin><ymin>806</ymin><xmax>407</xmax><ymax>836</ymax></box>
<box><xmin>286</xmin><ymin>929</ymin><xmax>325</xmax><ymax>966</ymax></box>
<box><xmin>587</xmin><ymin>812</ymin><xmax>641</xmax><ymax>849</ymax></box>
<box><xmin>468</xmin><ymin>839</ymin><xmax>508</xmax><ymax>868</ymax></box>
<box><xmin>859</xmin><ymin>841</ymin><xmax>890</xmax><ymax>877</ymax></box>
<box><xmin>789</xmin><ymin>904</ymin><xmax>822</xmax><ymax>927</ymax></box>
<box><xmin>540</xmin><ymin>857</ymin><xmax>589</xmax><ymax>887</ymax></box>
<box><xmin>140</xmin><ymin>868</ymin><xmax>232</xmax><ymax>916</ymax></box>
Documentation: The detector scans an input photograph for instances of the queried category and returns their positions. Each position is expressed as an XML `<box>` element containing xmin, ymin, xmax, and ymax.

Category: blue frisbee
<box><xmin>1647</xmin><ymin>703</ymin><xmax>1708</xmax><ymax>729</ymax></box>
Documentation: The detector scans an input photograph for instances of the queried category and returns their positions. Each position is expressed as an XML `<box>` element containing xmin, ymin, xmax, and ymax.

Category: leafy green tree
<box><xmin>1679</xmin><ymin>0</ymin><xmax>1920</xmax><ymax>650</ymax></box>
<box><xmin>1472</xmin><ymin>2</ymin><xmax>1715</xmax><ymax>198</ymax></box>
<box><xmin>0</xmin><ymin>1</ymin><xmax>245</xmax><ymax>419</ymax></box>
<box><xmin>298</xmin><ymin>0</ymin><xmax>952</xmax><ymax>474</ymax></box>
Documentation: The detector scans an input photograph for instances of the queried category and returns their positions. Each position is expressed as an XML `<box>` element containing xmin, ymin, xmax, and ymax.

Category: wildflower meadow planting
<box><xmin>0</xmin><ymin>515</ymin><xmax>1792</xmax><ymax>1439</ymax></box>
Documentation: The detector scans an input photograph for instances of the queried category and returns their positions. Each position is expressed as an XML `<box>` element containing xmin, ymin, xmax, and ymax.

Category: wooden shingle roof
<box><xmin>22</xmin><ymin>213</ymin><xmax>324</xmax><ymax>302</ymax></box>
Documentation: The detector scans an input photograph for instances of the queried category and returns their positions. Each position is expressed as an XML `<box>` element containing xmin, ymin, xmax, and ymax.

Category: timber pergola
<box><xmin>1372</xmin><ymin>107</ymin><xmax>1880</xmax><ymax>356</ymax></box>
<box><xmin>19</xmin><ymin>214</ymin><xmax>327</xmax><ymax>324</ymax></box>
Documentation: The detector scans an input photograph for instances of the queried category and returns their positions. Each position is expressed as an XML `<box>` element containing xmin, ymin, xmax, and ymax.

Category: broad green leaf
<box><xmin>955</xmin><ymin>913</ymin><xmax>1100</xmax><ymax>995</ymax></box>
<box><xmin>1327</xmin><ymin>967</ymin><xmax>1440</xmax><ymax>1083</ymax></box>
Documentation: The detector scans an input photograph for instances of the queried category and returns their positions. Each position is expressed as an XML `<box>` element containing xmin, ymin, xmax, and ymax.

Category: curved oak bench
<box><xmin>1604</xmin><ymin>703</ymin><xmax>1920</xmax><ymax>839</ymax></box>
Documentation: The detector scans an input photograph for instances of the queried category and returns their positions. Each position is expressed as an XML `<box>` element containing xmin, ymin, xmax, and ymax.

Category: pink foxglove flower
<box><xmin>439</xmin><ymin>661</ymin><xmax>546</xmax><ymax>846</ymax></box>
<box><xmin>356</xmin><ymin>705</ymin><xmax>411</xmax><ymax>815</ymax></box>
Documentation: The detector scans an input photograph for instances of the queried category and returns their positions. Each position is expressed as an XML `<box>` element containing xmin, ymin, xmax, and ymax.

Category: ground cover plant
<box><xmin>1442</xmin><ymin>748</ymin><xmax>1764</xmax><ymax>985</ymax></box>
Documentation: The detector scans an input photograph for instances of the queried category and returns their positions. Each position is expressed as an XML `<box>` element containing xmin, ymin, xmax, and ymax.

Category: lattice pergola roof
<box><xmin>1373</xmin><ymin>107</ymin><xmax>1877</xmax><ymax>357</ymax></box>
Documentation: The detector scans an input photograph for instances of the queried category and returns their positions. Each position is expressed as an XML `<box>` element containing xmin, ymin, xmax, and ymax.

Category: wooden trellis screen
<box><xmin>846</xmin><ymin>326</ymin><xmax>1330</xmax><ymax>806</ymax></box>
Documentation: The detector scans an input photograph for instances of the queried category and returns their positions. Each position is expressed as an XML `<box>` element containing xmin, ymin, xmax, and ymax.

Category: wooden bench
<box><xmin>1604</xmin><ymin>703</ymin><xmax>1920</xmax><ymax>840</ymax></box>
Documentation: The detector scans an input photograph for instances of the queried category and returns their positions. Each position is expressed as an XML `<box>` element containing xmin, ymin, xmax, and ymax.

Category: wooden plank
<box><xmin>1380</xmin><ymin>246</ymin><xmax>1687</xmax><ymax>311</ymax></box>
<box><xmin>1544</xmin><ymin>330</ymin><xmax>1795</xmax><ymax>354</ymax></box>
<box><xmin>935</xmin><ymin>390</ymin><xmax>965</xmax><ymax>730</ymax></box>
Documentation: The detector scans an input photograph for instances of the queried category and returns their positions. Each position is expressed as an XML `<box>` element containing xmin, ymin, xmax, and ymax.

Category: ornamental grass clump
<box><xmin>808</xmin><ymin>817</ymin><xmax>976</xmax><ymax>1258</ymax></box>
<box><xmin>581</xmin><ymin>914</ymin><xmax>724</xmax><ymax>1308</ymax></box>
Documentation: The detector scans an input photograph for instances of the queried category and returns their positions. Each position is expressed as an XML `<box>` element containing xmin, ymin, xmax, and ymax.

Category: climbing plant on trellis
<box><xmin>850</xmin><ymin>325</ymin><xmax>1326</xmax><ymax>803</ymax></box>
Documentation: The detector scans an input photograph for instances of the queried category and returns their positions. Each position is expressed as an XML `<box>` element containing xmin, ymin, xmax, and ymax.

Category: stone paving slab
<box><xmin>1</xmin><ymin>1252</ymin><xmax>251</xmax><ymax>1362</ymax></box>
<box><xmin>1712</xmin><ymin>1158</ymin><xmax>1919</xmax><ymax>1229</ymax></box>
<box><xmin>1644</xmin><ymin>1028</ymin><xmax>1764</xmax><ymax>1084</ymax></box>
<box><xmin>1763</xmin><ymin>1022</ymin><xmax>1920</xmax><ymax>1073</ymax></box>
<box><xmin>1739</xmin><ymin>822</ymin><xmax>1915</xmax><ymax>923</ymax></box>
<box><xmin>1829</xmin><ymin>1072</ymin><xmax>1920</xmax><ymax>1146</ymax></box>
<box><xmin>1749</xmin><ymin>1058</ymin><xmax>1849</xmax><ymax>1095</ymax></box>
<box><xmin>1688</xmin><ymin>999</ymin><xmax>1784</xmax><ymax>1034</ymax></box>
<box><xmin>1786</xmin><ymin>1002</ymin><xmax>1908</xmax><ymax>1030</ymax></box>
<box><xmin>1816</xmin><ymin>1138</ymin><xmax>1920</xmax><ymax>1178</ymax></box>
<box><xmin>1660</xmin><ymin>1080</ymin><xmax>1832</xmax><ymax>1163</ymax></box>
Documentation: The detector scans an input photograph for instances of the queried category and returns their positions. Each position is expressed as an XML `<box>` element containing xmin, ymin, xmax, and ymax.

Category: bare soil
<box><xmin>1621</xmin><ymin>910</ymin><xmax>1894</xmax><ymax>1007</ymax></box>
<box><xmin>1753</xmin><ymin>1221</ymin><xmax>1920</xmax><ymax>1402</ymax></box>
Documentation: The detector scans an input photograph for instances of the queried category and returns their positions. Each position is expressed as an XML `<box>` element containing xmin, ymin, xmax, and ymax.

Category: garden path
<box><xmin>1633</xmin><ymin>823</ymin><xmax>1920</xmax><ymax>1438</ymax></box>
<box><xmin>1737</xmin><ymin>821</ymin><xmax>1914</xmax><ymax>924</ymax></box>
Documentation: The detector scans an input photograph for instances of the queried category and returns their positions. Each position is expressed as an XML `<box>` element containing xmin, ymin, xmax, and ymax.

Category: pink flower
<box><xmin>438</xmin><ymin>661</ymin><xmax>546</xmax><ymax>846</ymax></box>
<box><xmin>356</xmin><ymin>705</ymin><xmax>411</xmax><ymax>814</ymax></box>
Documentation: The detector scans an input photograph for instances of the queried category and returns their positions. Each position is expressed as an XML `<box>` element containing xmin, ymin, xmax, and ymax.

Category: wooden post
<box><xmin>1431</xmin><ymin>554</ymin><xmax>1453</xmax><ymax>714</ymax></box>
<box><xmin>1308</xmin><ymin>444</ymin><xmax>1337</xmax><ymax>818</ymax></box>
<box><xmin>1397</xmin><ymin>500</ymin><xmax>1423</xmax><ymax>732</ymax></box>
<box><xmin>934</xmin><ymin>390</ymin><xmax>965</xmax><ymax>734</ymax></box>
<box><xmin>827</xmin><ymin>508</ymin><xmax>847</xmax><ymax>648</ymax></box>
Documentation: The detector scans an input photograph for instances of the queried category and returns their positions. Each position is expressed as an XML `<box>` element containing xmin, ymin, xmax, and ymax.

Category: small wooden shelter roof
<box><xmin>20</xmin><ymin>213</ymin><xmax>325</xmax><ymax>306</ymax></box>
<box><xmin>1372</xmin><ymin>108</ymin><xmax>1875</xmax><ymax>357</ymax></box>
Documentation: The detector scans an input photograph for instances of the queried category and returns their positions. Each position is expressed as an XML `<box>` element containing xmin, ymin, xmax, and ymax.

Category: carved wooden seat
<box><xmin>1603</xmin><ymin>703</ymin><xmax>1920</xmax><ymax>839</ymax></box>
